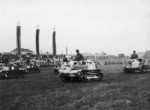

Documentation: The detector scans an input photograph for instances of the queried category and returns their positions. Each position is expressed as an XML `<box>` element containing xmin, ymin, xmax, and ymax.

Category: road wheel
<box><xmin>4</xmin><ymin>73</ymin><xmax>8</xmax><ymax>78</ymax></box>
<box><xmin>141</xmin><ymin>65</ymin><xmax>146</xmax><ymax>73</ymax></box>
<box><xmin>78</xmin><ymin>72</ymin><xmax>85</xmax><ymax>82</ymax></box>
<box><xmin>140</xmin><ymin>67</ymin><xmax>144</xmax><ymax>74</ymax></box>
<box><xmin>97</xmin><ymin>72</ymin><xmax>103</xmax><ymax>80</ymax></box>
<box><xmin>81</xmin><ymin>73</ymin><xmax>88</xmax><ymax>82</ymax></box>
<box><xmin>79</xmin><ymin>72</ymin><xmax>84</xmax><ymax>79</ymax></box>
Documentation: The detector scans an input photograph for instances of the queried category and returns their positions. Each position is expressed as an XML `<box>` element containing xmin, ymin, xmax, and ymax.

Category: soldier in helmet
<box><xmin>131</xmin><ymin>50</ymin><xmax>138</xmax><ymax>59</ymax></box>
<box><xmin>74</xmin><ymin>49</ymin><xmax>84</xmax><ymax>61</ymax></box>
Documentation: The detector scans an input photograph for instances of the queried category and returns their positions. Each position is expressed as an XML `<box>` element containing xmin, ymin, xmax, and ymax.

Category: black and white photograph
<box><xmin>0</xmin><ymin>0</ymin><xmax>150</xmax><ymax>110</ymax></box>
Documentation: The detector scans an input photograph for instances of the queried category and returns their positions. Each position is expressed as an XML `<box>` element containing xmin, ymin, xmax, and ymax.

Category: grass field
<box><xmin>0</xmin><ymin>65</ymin><xmax>150</xmax><ymax>110</ymax></box>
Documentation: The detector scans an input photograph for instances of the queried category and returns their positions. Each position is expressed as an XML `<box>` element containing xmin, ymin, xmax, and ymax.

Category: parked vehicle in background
<box><xmin>26</xmin><ymin>60</ymin><xmax>40</xmax><ymax>73</ymax></box>
<box><xmin>0</xmin><ymin>62</ymin><xmax>5</xmax><ymax>72</ymax></box>
<box><xmin>0</xmin><ymin>64</ymin><xmax>25</xmax><ymax>79</ymax></box>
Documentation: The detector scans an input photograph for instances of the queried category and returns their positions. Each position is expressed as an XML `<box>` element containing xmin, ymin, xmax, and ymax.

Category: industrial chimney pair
<box><xmin>16</xmin><ymin>23</ymin><xmax>56</xmax><ymax>57</ymax></box>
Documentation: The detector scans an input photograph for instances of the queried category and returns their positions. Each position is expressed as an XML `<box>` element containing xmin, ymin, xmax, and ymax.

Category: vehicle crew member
<box><xmin>74</xmin><ymin>49</ymin><xmax>84</xmax><ymax>61</ymax></box>
<box><xmin>131</xmin><ymin>50</ymin><xmax>138</xmax><ymax>59</ymax></box>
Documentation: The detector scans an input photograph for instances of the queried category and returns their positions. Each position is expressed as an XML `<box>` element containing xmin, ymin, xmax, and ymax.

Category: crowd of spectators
<box><xmin>0</xmin><ymin>52</ymin><xmax>130</xmax><ymax>67</ymax></box>
<box><xmin>0</xmin><ymin>53</ymin><xmax>71</xmax><ymax>67</ymax></box>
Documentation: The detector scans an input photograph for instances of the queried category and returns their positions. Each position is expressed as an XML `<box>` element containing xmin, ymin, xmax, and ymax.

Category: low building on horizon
<box><xmin>10</xmin><ymin>48</ymin><xmax>35</xmax><ymax>55</ymax></box>
<box><xmin>137</xmin><ymin>52</ymin><xmax>145</xmax><ymax>58</ymax></box>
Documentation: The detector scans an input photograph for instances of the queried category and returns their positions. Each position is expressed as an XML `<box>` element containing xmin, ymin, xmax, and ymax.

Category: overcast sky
<box><xmin>0</xmin><ymin>0</ymin><xmax>150</xmax><ymax>55</ymax></box>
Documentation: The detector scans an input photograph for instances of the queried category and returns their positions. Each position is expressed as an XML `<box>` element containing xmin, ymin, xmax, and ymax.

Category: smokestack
<box><xmin>36</xmin><ymin>25</ymin><xmax>40</xmax><ymax>57</ymax></box>
<box><xmin>66</xmin><ymin>47</ymin><xmax>68</xmax><ymax>55</ymax></box>
<box><xmin>16</xmin><ymin>21</ymin><xmax>21</xmax><ymax>57</ymax></box>
<box><xmin>52</xmin><ymin>27</ymin><xmax>56</xmax><ymax>56</ymax></box>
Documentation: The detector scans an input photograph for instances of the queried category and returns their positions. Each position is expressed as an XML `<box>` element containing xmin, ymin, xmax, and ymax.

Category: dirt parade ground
<box><xmin>0</xmin><ymin>65</ymin><xmax>150</xmax><ymax>110</ymax></box>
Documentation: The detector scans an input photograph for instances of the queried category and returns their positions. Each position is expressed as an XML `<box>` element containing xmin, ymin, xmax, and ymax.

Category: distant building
<box><xmin>95</xmin><ymin>52</ymin><xmax>107</xmax><ymax>56</ymax></box>
<box><xmin>118</xmin><ymin>54</ymin><xmax>125</xmax><ymax>57</ymax></box>
<box><xmin>137</xmin><ymin>52</ymin><xmax>145</xmax><ymax>58</ymax></box>
<box><xmin>10</xmin><ymin>48</ymin><xmax>35</xmax><ymax>55</ymax></box>
<box><xmin>143</xmin><ymin>50</ymin><xmax>150</xmax><ymax>59</ymax></box>
<box><xmin>82</xmin><ymin>53</ymin><xmax>94</xmax><ymax>57</ymax></box>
